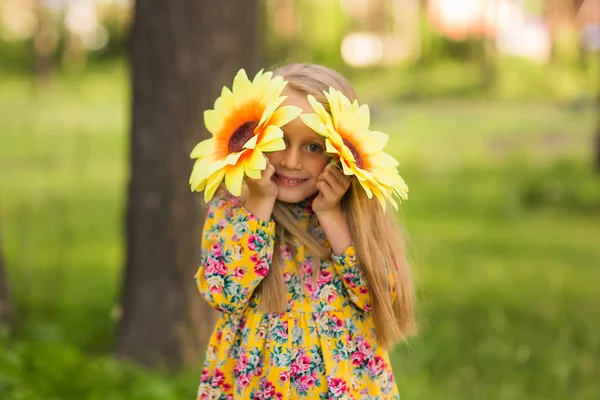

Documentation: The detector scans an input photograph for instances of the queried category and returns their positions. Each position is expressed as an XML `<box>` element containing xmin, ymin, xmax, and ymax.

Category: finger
<box><xmin>321</xmin><ymin>169</ymin><xmax>347</xmax><ymax>195</ymax></box>
<box><xmin>326</xmin><ymin>164</ymin><xmax>351</xmax><ymax>187</ymax></box>
<box><xmin>263</xmin><ymin>162</ymin><xmax>275</xmax><ymax>180</ymax></box>
<box><xmin>317</xmin><ymin>180</ymin><xmax>335</xmax><ymax>199</ymax></box>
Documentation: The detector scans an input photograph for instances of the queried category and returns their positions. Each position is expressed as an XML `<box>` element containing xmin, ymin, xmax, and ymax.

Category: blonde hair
<box><xmin>257</xmin><ymin>63</ymin><xmax>416</xmax><ymax>348</ymax></box>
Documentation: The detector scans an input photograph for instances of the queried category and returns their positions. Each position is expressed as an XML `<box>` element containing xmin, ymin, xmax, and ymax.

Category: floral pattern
<box><xmin>195</xmin><ymin>191</ymin><xmax>401</xmax><ymax>399</ymax></box>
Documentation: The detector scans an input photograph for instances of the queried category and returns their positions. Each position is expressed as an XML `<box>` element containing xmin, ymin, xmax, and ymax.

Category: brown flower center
<box><xmin>228</xmin><ymin>121</ymin><xmax>259</xmax><ymax>153</ymax></box>
<box><xmin>343</xmin><ymin>139</ymin><xmax>364</xmax><ymax>169</ymax></box>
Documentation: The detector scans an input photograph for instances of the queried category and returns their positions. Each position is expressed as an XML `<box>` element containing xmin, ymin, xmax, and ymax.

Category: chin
<box><xmin>276</xmin><ymin>188</ymin><xmax>317</xmax><ymax>204</ymax></box>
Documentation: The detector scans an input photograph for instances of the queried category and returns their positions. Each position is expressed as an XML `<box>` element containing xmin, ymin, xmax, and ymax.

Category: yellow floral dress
<box><xmin>195</xmin><ymin>191</ymin><xmax>401</xmax><ymax>400</ymax></box>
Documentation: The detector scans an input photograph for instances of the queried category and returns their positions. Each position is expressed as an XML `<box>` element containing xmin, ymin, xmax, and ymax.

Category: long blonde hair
<box><xmin>257</xmin><ymin>63</ymin><xmax>416</xmax><ymax>348</ymax></box>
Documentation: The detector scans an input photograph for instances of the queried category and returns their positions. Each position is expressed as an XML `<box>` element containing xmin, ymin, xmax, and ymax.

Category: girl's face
<box><xmin>266</xmin><ymin>88</ymin><xmax>330</xmax><ymax>204</ymax></box>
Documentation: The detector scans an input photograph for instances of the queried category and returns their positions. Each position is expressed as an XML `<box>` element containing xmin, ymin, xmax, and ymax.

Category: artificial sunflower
<box><xmin>300</xmin><ymin>87</ymin><xmax>408</xmax><ymax>211</ymax></box>
<box><xmin>189</xmin><ymin>68</ymin><xmax>302</xmax><ymax>202</ymax></box>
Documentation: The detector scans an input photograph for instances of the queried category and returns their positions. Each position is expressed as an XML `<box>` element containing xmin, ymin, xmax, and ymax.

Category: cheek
<box><xmin>310</xmin><ymin>157</ymin><xmax>329</xmax><ymax>176</ymax></box>
<box><xmin>265</xmin><ymin>152</ymin><xmax>279</xmax><ymax>164</ymax></box>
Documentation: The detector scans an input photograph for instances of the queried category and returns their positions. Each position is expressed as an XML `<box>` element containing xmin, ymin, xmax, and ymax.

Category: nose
<box><xmin>280</xmin><ymin>147</ymin><xmax>302</xmax><ymax>170</ymax></box>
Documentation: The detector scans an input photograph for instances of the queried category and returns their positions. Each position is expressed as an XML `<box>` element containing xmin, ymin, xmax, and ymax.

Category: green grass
<box><xmin>1</xmin><ymin>63</ymin><xmax>599</xmax><ymax>399</ymax></box>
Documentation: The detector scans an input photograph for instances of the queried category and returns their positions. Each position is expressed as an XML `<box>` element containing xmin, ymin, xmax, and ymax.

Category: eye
<box><xmin>306</xmin><ymin>143</ymin><xmax>323</xmax><ymax>153</ymax></box>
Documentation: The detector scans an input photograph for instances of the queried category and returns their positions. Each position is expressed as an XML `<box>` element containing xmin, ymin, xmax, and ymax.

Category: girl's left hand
<box><xmin>312</xmin><ymin>163</ymin><xmax>351</xmax><ymax>215</ymax></box>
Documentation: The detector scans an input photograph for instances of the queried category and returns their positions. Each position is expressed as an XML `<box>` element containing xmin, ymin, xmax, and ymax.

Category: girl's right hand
<box><xmin>243</xmin><ymin>158</ymin><xmax>278</xmax><ymax>220</ymax></box>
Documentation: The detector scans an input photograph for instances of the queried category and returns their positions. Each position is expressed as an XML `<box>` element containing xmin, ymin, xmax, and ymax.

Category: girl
<box><xmin>195</xmin><ymin>63</ymin><xmax>415</xmax><ymax>400</ymax></box>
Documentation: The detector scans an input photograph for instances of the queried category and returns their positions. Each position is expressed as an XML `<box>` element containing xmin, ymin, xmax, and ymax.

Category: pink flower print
<box><xmin>343</xmin><ymin>273</ymin><xmax>357</xmax><ymax>288</ymax></box>
<box><xmin>357</xmin><ymin>337</ymin><xmax>372</xmax><ymax>355</ymax></box>
<box><xmin>238</xmin><ymin>374</ymin><xmax>251</xmax><ymax>388</ymax></box>
<box><xmin>201</xmin><ymin>369</ymin><xmax>210</xmax><ymax>383</ymax></box>
<box><xmin>247</xmin><ymin>234</ymin><xmax>262</xmax><ymax>251</ymax></box>
<box><xmin>305</xmin><ymin>281</ymin><xmax>315</xmax><ymax>295</ymax></box>
<box><xmin>302</xmin><ymin>259</ymin><xmax>313</xmax><ymax>275</ymax></box>
<box><xmin>283</xmin><ymin>272</ymin><xmax>292</xmax><ymax>283</ymax></box>
<box><xmin>234</xmin><ymin>267</ymin><xmax>245</xmax><ymax>279</ymax></box>
<box><xmin>318</xmin><ymin>270</ymin><xmax>332</xmax><ymax>285</ymax></box>
<box><xmin>350</xmin><ymin>350</ymin><xmax>367</xmax><ymax>365</ymax></box>
<box><xmin>212</xmin><ymin>368</ymin><xmax>226</xmax><ymax>386</ymax></box>
<box><xmin>219</xmin><ymin>220</ymin><xmax>229</xmax><ymax>230</ymax></box>
<box><xmin>205</xmin><ymin>257</ymin><xmax>219</xmax><ymax>275</ymax></box>
<box><xmin>291</xmin><ymin>354</ymin><xmax>311</xmax><ymax>375</ymax></box>
<box><xmin>368</xmin><ymin>355</ymin><xmax>385</xmax><ymax>376</ymax></box>
<box><xmin>222</xmin><ymin>382</ymin><xmax>232</xmax><ymax>392</ymax></box>
<box><xmin>330</xmin><ymin>315</ymin><xmax>344</xmax><ymax>331</ymax></box>
<box><xmin>359</xmin><ymin>286</ymin><xmax>369</xmax><ymax>294</ymax></box>
<box><xmin>255</xmin><ymin>366</ymin><xmax>263</xmax><ymax>376</ymax></box>
<box><xmin>279</xmin><ymin>371</ymin><xmax>290</xmax><ymax>382</ymax></box>
<box><xmin>281</xmin><ymin>244</ymin><xmax>292</xmax><ymax>260</ymax></box>
<box><xmin>254</xmin><ymin>258</ymin><xmax>269</xmax><ymax>277</ymax></box>
<box><xmin>329</xmin><ymin>377</ymin><xmax>348</xmax><ymax>397</ymax></box>
<box><xmin>299</xmin><ymin>373</ymin><xmax>316</xmax><ymax>387</ymax></box>
<box><xmin>234</xmin><ymin>354</ymin><xmax>248</xmax><ymax>374</ymax></box>
<box><xmin>263</xmin><ymin>381</ymin><xmax>276</xmax><ymax>398</ymax></box>
<box><xmin>216</xmin><ymin>331</ymin><xmax>222</xmax><ymax>342</ymax></box>
<box><xmin>214</xmin><ymin>260</ymin><xmax>228</xmax><ymax>276</ymax></box>
<box><xmin>207</xmin><ymin>276</ymin><xmax>224</xmax><ymax>294</ymax></box>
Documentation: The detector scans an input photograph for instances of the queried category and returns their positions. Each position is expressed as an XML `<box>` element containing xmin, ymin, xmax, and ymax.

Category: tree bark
<box><xmin>115</xmin><ymin>0</ymin><xmax>258</xmax><ymax>369</ymax></box>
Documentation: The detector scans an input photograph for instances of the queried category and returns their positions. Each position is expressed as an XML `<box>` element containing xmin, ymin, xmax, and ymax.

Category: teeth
<box><xmin>280</xmin><ymin>176</ymin><xmax>303</xmax><ymax>184</ymax></box>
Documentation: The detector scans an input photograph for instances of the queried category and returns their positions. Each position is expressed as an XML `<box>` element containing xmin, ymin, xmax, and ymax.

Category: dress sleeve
<box><xmin>331</xmin><ymin>245</ymin><xmax>372</xmax><ymax>312</ymax></box>
<box><xmin>331</xmin><ymin>246</ymin><xmax>398</xmax><ymax>312</ymax></box>
<box><xmin>195</xmin><ymin>194</ymin><xmax>275</xmax><ymax>313</ymax></box>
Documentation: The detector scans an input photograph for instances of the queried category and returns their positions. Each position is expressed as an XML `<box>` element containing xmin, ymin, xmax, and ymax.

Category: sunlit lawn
<box><xmin>1</xmin><ymin>64</ymin><xmax>599</xmax><ymax>399</ymax></box>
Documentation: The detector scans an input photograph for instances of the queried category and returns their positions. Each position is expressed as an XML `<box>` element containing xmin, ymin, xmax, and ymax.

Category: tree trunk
<box><xmin>115</xmin><ymin>0</ymin><xmax>258</xmax><ymax>369</ymax></box>
<box><xmin>0</xmin><ymin>227</ymin><xmax>12</xmax><ymax>328</ymax></box>
<box><xmin>32</xmin><ymin>0</ymin><xmax>56</xmax><ymax>92</ymax></box>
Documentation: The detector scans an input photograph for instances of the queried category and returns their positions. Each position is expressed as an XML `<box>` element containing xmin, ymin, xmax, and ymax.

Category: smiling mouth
<box><xmin>274</xmin><ymin>174</ymin><xmax>308</xmax><ymax>186</ymax></box>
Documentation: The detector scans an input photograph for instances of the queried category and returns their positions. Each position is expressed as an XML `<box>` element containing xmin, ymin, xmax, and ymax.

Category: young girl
<box><xmin>195</xmin><ymin>63</ymin><xmax>415</xmax><ymax>400</ymax></box>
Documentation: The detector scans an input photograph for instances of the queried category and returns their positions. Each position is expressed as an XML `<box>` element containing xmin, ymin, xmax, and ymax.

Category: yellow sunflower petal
<box><xmin>232</xmin><ymin>69</ymin><xmax>255</xmax><ymax>110</ymax></box>
<box><xmin>256</xmin><ymin>96</ymin><xmax>286</xmax><ymax>131</ymax></box>
<box><xmin>243</xmin><ymin>134</ymin><xmax>258</xmax><ymax>150</ymax></box>
<box><xmin>323</xmin><ymin>139</ymin><xmax>340</xmax><ymax>156</ymax></box>
<box><xmin>245</xmin><ymin>168</ymin><xmax>262</xmax><ymax>179</ymax></box>
<box><xmin>204</xmin><ymin>110</ymin><xmax>222</xmax><ymax>136</ymax></box>
<box><xmin>307</xmin><ymin>95</ymin><xmax>333</xmax><ymax>126</ymax></box>
<box><xmin>246</xmin><ymin>148</ymin><xmax>267</xmax><ymax>171</ymax></box>
<box><xmin>257</xmin><ymin>125</ymin><xmax>284</xmax><ymax>147</ymax></box>
<box><xmin>300</xmin><ymin>114</ymin><xmax>327</xmax><ymax>136</ymax></box>
<box><xmin>372</xmin><ymin>185</ymin><xmax>389</xmax><ymax>212</ymax></box>
<box><xmin>225</xmin><ymin>150</ymin><xmax>245</xmax><ymax>165</ymax></box>
<box><xmin>353</xmin><ymin>104</ymin><xmax>371</xmax><ymax>134</ymax></box>
<box><xmin>368</xmin><ymin>151</ymin><xmax>399</xmax><ymax>168</ymax></box>
<box><xmin>270</xmin><ymin>105</ymin><xmax>303</xmax><ymax>128</ymax></box>
<box><xmin>219</xmin><ymin>86</ymin><xmax>235</xmax><ymax>113</ymax></box>
<box><xmin>204</xmin><ymin>168</ymin><xmax>226</xmax><ymax>202</ymax></box>
<box><xmin>358</xmin><ymin>130</ymin><xmax>388</xmax><ymax>154</ymax></box>
<box><xmin>224</xmin><ymin>164</ymin><xmax>245</xmax><ymax>197</ymax></box>
<box><xmin>189</xmin><ymin>162</ymin><xmax>207</xmax><ymax>191</ymax></box>
<box><xmin>190</xmin><ymin>138</ymin><xmax>214</xmax><ymax>159</ymax></box>
<box><xmin>259</xmin><ymin>137</ymin><xmax>286</xmax><ymax>153</ymax></box>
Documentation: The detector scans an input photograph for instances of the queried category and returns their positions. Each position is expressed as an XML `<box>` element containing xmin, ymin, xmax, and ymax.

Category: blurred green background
<box><xmin>1</xmin><ymin>0</ymin><xmax>599</xmax><ymax>399</ymax></box>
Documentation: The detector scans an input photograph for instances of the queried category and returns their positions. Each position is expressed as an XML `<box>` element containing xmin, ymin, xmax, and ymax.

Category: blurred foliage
<box><xmin>1</xmin><ymin>64</ymin><xmax>598</xmax><ymax>399</ymax></box>
<box><xmin>1</xmin><ymin>1</ymin><xmax>597</xmax><ymax>100</ymax></box>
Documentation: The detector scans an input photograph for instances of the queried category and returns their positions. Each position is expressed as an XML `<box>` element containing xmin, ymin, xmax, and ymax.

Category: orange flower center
<box><xmin>343</xmin><ymin>139</ymin><xmax>364</xmax><ymax>169</ymax></box>
<box><xmin>228</xmin><ymin>121</ymin><xmax>259</xmax><ymax>153</ymax></box>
